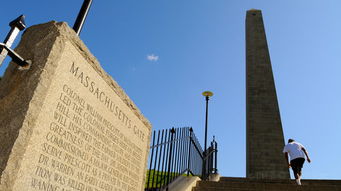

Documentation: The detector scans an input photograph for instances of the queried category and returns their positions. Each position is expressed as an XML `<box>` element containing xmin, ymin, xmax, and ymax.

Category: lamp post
<box><xmin>73</xmin><ymin>0</ymin><xmax>93</xmax><ymax>36</ymax></box>
<box><xmin>202</xmin><ymin>90</ymin><xmax>213</xmax><ymax>179</ymax></box>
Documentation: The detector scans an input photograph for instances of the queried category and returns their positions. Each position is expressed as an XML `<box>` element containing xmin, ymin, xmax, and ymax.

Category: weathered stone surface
<box><xmin>246</xmin><ymin>9</ymin><xmax>289</xmax><ymax>179</ymax></box>
<box><xmin>0</xmin><ymin>21</ymin><xmax>152</xmax><ymax>191</ymax></box>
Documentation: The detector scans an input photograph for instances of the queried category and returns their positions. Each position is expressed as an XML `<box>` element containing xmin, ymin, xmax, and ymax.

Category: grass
<box><xmin>145</xmin><ymin>170</ymin><xmax>194</xmax><ymax>188</ymax></box>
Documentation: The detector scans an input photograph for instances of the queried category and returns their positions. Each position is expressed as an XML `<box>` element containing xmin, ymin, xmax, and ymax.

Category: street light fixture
<box><xmin>202</xmin><ymin>90</ymin><xmax>213</xmax><ymax>179</ymax></box>
<box><xmin>202</xmin><ymin>91</ymin><xmax>213</xmax><ymax>152</ymax></box>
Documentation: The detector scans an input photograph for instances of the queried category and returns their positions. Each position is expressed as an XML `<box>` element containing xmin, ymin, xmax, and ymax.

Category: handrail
<box><xmin>145</xmin><ymin>127</ymin><xmax>218</xmax><ymax>190</ymax></box>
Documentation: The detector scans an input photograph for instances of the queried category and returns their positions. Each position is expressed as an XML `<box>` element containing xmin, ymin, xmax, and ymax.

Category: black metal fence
<box><xmin>202</xmin><ymin>136</ymin><xmax>218</xmax><ymax>180</ymax></box>
<box><xmin>145</xmin><ymin>127</ymin><xmax>218</xmax><ymax>190</ymax></box>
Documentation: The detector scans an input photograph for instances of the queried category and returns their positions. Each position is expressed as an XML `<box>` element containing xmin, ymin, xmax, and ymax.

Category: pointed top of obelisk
<box><xmin>248</xmin><ymin>8</ymin><xmax>261</xmax><ymax>12</ymax></box>
<box><xmin>246</xmin><ymin>9</ymin><xmax>262</xmax><ymax>18</ymax></box>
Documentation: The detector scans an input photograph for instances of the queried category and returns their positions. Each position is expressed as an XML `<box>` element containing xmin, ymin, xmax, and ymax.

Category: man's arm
<box><xmin>284</xmin><ymin>152</ymin><xmax>290</xmax><ymax>168</ymax></box>
<box><xmin>302</xmin><ymin>148</ymin><xmax>311</xmax><ymax>163</ymax></box>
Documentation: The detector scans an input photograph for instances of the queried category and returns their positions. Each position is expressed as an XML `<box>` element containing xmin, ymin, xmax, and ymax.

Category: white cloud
<box><xmin>147</xmin><ymin>54</ymin><xmax>159</xmax><ymax>62</ymax></box>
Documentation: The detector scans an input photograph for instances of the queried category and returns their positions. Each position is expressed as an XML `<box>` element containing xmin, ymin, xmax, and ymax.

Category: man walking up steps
<box><xmin>283</xmin><ymin>139</ymin><xmax>311</xmax><ymax>185</ymax></box>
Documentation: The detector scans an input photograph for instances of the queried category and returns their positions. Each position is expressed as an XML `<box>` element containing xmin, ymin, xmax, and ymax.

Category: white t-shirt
<box><xmin>283</xmin><ymin>142</ymin><xmax>306</xmax><ymax>160</ymax></box>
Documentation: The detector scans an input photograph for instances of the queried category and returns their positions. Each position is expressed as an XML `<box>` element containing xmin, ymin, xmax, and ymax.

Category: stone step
<box><xmin>196</xmin><ymin>182</ymin><xmax>340</xmax><ymax>188</ymax></box>
<box><xmin>193</xmin><ymin>186</ymin><xmax>341</xmax><ymax>191</ymax></box>
<box><xmin>192</xmin><ymin>177</ymin><xmax>341</xmax><ymax>191</ymax></box>
<box><xmin>218</xmin><ymin>177</ymin><xmax>341</xmax><ymax>185</ymax></box>
<box><xmin>193</xmin><ymin>183</ymin><xmax>341</xmax><ymax>191</ymax></box>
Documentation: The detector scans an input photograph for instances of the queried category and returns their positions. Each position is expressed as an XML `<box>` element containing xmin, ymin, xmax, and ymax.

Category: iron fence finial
<box><xmin>9</xmin><ymin>15</ymin><xmax>26</xmax><ymax>30</ymax></box>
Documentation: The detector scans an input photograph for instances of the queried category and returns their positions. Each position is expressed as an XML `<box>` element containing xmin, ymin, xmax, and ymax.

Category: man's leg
<box><xmin>294</xmin><ymin>170</ymin><xmax>301</xmax><ymax>185</ymax></box>
<box><xmin>296</xmin><ymin>158</ymin><xmax>305</xmax><ymax>185</ymax></box>
<box><xmin>291</xmin><ymin>159</ymin><xmax>301</xmax><ymax>185</ymax></box>
<box><xmin>297</xmin><ymin>170</ymin><xmax>302</xmax><ymax>185</ymax></box>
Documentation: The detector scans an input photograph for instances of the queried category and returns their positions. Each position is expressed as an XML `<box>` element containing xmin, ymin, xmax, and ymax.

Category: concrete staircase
<box><xmin>193</xmin><ymin>177</ymin><xmax>341</xmax><ymax>191</ymax></box>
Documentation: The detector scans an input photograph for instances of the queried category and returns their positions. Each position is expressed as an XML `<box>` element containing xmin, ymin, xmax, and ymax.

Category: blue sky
<box><xmin>1</xmin><ymin>0</ymin><xmax>340</xmax><ymax>179</ymax></box>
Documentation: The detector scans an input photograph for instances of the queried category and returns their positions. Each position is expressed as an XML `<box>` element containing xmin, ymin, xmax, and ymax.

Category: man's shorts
<box><xmin>290</xmin><ymin>157</ymin><xmax>305</xmax><ymax>175</ymax></box>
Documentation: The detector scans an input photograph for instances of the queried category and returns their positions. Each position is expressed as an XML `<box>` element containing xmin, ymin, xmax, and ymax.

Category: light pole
<box><xmin>202</xmin><ymin>90</ymin><xmax>213</xmax><ymax>179</ymax></box>
<box><xmin>73</xmin><ymin>0</ymin><xmax>93</xmax><ymax>36</ymax></box>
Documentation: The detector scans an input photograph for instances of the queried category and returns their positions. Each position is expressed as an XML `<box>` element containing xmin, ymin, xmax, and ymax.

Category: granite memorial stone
<box><xmin>0</xmin><ymin>21</ymin><xmax>152</xmax><ymax>191</ymax></box>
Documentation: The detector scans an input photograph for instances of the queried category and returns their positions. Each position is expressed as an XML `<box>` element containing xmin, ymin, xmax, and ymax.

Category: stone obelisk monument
<box><xmin>246</xmin><ymin>9</ymin><xmax>289</xmax><ymax>179</ymax></box>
